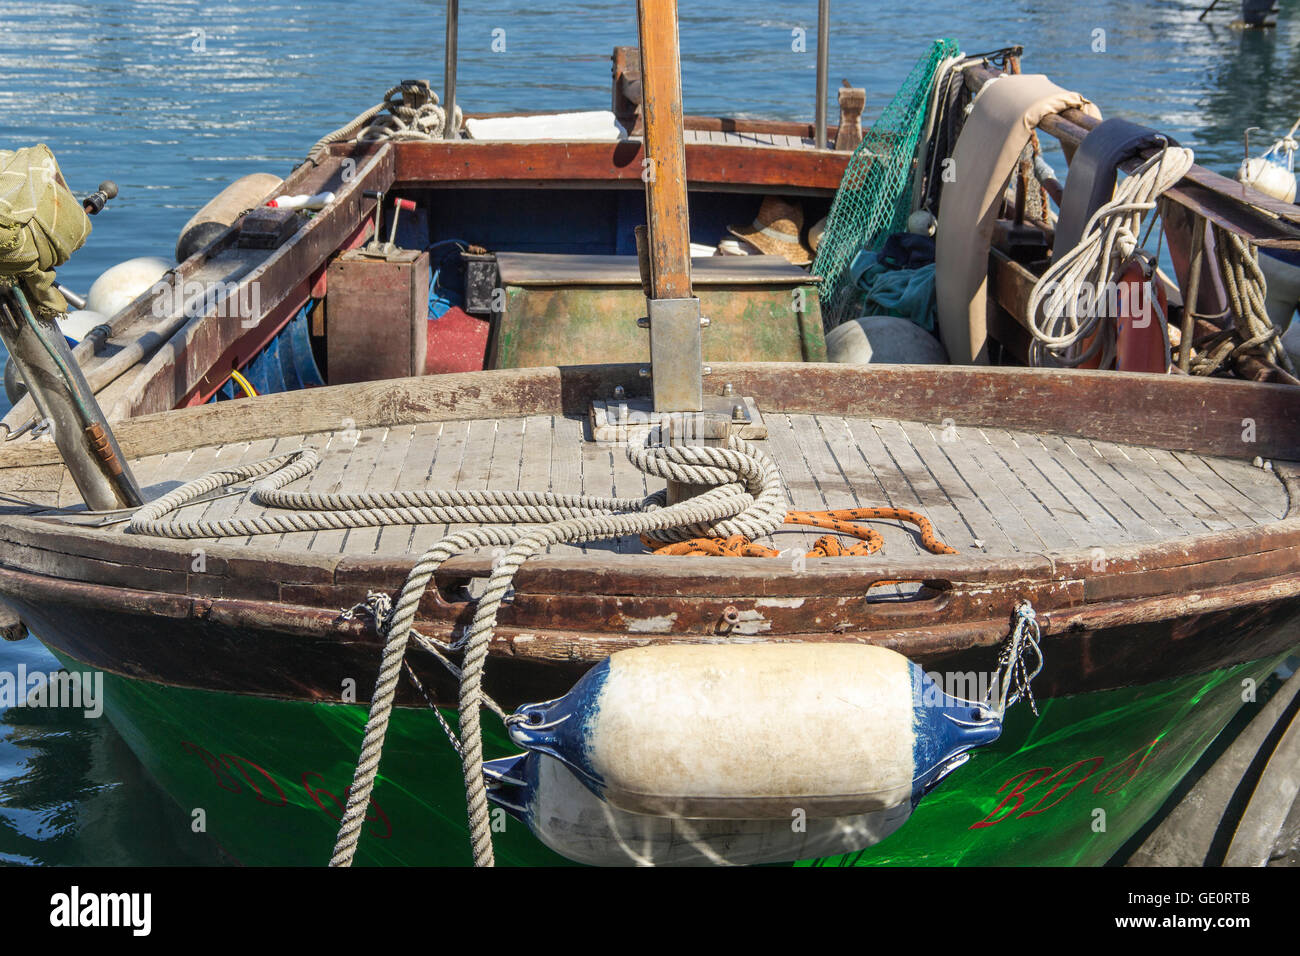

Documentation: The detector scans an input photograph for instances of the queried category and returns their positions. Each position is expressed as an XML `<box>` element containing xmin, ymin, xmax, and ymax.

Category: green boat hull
<box><xmin>49</xmin><ymin>647</ymin><xmax>1288</xmax><ymax>867</ymax></box>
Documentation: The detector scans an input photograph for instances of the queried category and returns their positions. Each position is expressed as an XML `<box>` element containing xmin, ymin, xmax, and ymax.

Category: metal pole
<box><xmin>444</xmin><ymin>0</ymin><xmax>459</xmax><ymax>139</ymax></box>
<box><xmin>0</xmin><ymin>289</ymin><xmax>141</xmax><ymax>510</ymax></box>
<box><xmin>814</xmin><ymin>0</ymin><xmax>829</xmax><ymax>149</ymax></box>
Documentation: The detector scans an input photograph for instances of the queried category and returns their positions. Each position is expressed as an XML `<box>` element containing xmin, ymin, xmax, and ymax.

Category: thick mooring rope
<box><xmin>1028</xmin><ymin>145</ymin><xmax>1195</xmax><ymax>368</ymax></box>
<box><xmin>1188</xmin><ymin>225</ymin><xmax>1299</xmax><ymax>379</ymax></box>
<box><xmin>128</xmin><ymin>433</ymin><xmax>968</xmax><ymax>866</ymax></box>
<box><xmin>328</xmin><ymin>435</ymin><xmax>785</xmax><ymax>868</ymax></box>
<box><xmin>305</xmin><ymin>85</ymin><xmax>463</xmax><ymax>166</ymax></box>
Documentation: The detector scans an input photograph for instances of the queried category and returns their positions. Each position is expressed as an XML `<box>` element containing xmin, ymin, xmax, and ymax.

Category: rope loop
<box><xmin>1027</xmin><ymin>145</ymin><xmax>1195</xmax><ymax>368</ymax></box>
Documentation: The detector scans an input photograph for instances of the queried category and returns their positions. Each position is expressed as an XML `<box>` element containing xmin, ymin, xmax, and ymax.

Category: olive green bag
<box><xmin>0</xmin><ymin>144</ymin><xmax>92</xmax><ymax>316</ymax></box>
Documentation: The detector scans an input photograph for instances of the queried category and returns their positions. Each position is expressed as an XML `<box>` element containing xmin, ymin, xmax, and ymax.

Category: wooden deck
<box><xmin>115</xmin><ymin>412</ymin><xmax>1290</xmax><ymax>560</ymax></box>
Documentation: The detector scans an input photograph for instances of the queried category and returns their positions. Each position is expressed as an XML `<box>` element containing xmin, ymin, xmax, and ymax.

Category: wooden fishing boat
<box><xmin>2</xmin><ymin>361</ymin><xmax>1299</xmax><ymax>865</ymax></box>
<box><xmin>3</xmin><ymin>2</ymin><xmax>1300</xmax><ymax>867</ymax></box>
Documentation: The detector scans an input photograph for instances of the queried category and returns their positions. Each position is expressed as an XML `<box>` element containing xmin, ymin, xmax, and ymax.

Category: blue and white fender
<box><xmin>484</xmin><ymin>751</ymin><xmax>914</xmax><ymax>867</ymax></box>
<box><xmin>487</xmin><ymin>643</ymin><xmax>1002</xmax><ymax>865</ymax></box>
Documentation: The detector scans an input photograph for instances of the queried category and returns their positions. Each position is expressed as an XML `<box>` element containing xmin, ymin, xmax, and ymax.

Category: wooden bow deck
<box><xmin>107</xmin><ymin>410</ymin><xmax>1286</xmax><ymax>563</ymax></box>
<box><xmin>1</xmin><ymin>361</ymin><xmax>1297</xmax><ymax>705</ymax></box>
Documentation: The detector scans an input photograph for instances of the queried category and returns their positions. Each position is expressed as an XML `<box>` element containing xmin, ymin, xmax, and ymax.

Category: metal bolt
<box><xmin>732</xmin><ymin>403</ymin><xmax>745</xmax><ymax>421</ymax></box>
<box><xmin>613</xmin><ymin>385</ymin><xmax>625</xmax><ymax>399</ymax></box>
<box><xmin>702</xmin><ymin>365</ymin><xmax>712</xmax><ymax>376</ymax></box>
<box><xmin>636</xmin><ymin>316</ymin><xmax>650</xmax><ymax>328</ymax></box>
<box><xmin>638</xmin><ymin>367</ymin><xmax>651</xmax><ymax>378</ymax></box>
<box><xmin>722</xmin><ymin>382</ymin><xmax>734</xmax><ymax>396</ymax></box>
<box><xmin>700</xmin><ymin>316</ymin><xmax>711</xmax><ymax>327</ymax></box>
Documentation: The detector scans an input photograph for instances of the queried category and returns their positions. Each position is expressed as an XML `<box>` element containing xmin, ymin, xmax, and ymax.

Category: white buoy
<box><xmin>1237</xmin><ymin>157</ymin><xmax>1297</xmax><ymax>203</ymax></box>
<box><xmin>826</xmin><ymin>315</ymin><xmax>950</xmax><ymax>365</ymax></box>
<box><xmin>1283</xmin><ymin>319</ymin><xmax>1300</xmax><ymax>371</ymax></box>
<box><xmin>809</xmin><ymin>216</ymin><xmax>827</xmax><ymax>252</ymax></box>
<box><xmin>507</xmin><ymin>643</ymin><xmax>1000</xmax><ymax>820</ymax></box>
<box><xmin>85</xmin><ymin>257</ymin><xmax>172</xmax><ymax>319</ymax></box>
<box><xmin>176</xmin><ymin>172</ymin><xmax>283</xmax><ymax>262</ymax></box>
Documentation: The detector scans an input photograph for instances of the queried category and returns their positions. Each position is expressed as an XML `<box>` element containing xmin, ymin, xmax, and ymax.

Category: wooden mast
<box><xmin>636</xmin><ymin>0</ymin><xmax>703</xmax><ymax>413</ymax></box>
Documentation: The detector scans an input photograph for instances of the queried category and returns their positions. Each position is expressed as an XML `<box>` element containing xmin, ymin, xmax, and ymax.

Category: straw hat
<box><xmin>727</xmin><ymin>196</ymin><xmax>814</xmax><ymax>266</ymax></box>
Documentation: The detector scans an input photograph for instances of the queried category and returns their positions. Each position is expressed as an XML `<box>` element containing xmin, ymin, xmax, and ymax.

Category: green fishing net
<box><xmin>813</xmin><ymin>38</ymin><xmax>958</xmax><ymax>330</ymax></box>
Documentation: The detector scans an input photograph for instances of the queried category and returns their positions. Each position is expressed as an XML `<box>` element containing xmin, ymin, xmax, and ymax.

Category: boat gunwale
<box><xmin>5</xmin><ymin>362</ymin><xmax>1299</xmax><ymax>468</ymax></box>
<box><xmin>3</xmin><ymin>551</ymin><xmax>1298</xmax><ymax>703</ymax></box>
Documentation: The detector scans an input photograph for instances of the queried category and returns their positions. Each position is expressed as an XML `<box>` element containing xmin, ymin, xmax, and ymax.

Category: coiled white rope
<box><xmin>305</xmin><ymin>85</ymin><xmax>463</xmax><ymax>165</ymax></box>
<box><xmin>126</xmin><ymin>432</ymin><xmax>787</xmax><ymax>867</ymax></box>
<box><xmin>1027</xmin><ymin>145</ymin><xmax>1195</xmax><ymax>368</ymax></box>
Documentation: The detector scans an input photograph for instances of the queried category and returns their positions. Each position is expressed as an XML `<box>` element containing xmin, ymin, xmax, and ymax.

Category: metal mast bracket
<box><xmin>647</xmin><ymin>296</ymin><xmax>703</xmax><ymax>411</ymax></box>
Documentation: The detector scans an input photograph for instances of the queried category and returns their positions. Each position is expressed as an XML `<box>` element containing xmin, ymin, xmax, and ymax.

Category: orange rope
<box><xmin>643</xmin><ymin>507</ymin><xmax>957</xmax><ymax>559</ymax></box>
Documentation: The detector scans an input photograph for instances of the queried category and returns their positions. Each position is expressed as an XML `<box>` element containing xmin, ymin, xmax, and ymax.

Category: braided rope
<box><xmin>1189</xmin><ymin>226</ymin><xmax>1298</xmax><ymax>378</ymax></box>
<box><xmin>305</xmin><ymin>85</ymin><xmax>464</xmax><ymax>166</ymax></box>
<box><xmin>127</xmin><ymin>431</ymin><xmax>962</xmax><ymax>866</ymax></box>
<box><xmin>645</xmin><ymin>506</ymin><xmax>957</xmax><ymax>558</ymax></box>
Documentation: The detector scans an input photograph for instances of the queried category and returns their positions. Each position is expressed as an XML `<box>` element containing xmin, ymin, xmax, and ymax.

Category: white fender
<box><xmin>57</xmin><ymin>309</ymin><xmax>108</xmax><ymax>342</ymax></box>
<box><xmin>1259</xmin><ymin>251</ymin><xmax>1300</xmax><ymax>334</ymax></box>
<box><xmin>506</xmin><ymin>643</ymin><xmax>1001</xmax><ymax>820</ymax></box>
<box><xmin>827</xmin><ymin>315</ymin><xmax>950</xmax><ymax>365</ymax></box>
<box><xmin>1237</xmin><ymin>157</ymin><xmax>1297</xmax><ymax>204</ymax></box>
<box><xmin>84</xmin><ymin>257</ymin><xmax>172</xmax><ymax>319</ymax></box>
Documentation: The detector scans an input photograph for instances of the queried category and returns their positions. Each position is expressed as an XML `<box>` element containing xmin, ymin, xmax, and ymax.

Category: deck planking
<box><xmin>107</xmin><ymin>413</ymin><xmax>1290</xmax><ymax>561</ymax></box>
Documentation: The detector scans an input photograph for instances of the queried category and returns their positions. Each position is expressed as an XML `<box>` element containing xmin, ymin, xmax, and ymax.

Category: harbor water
<box><xmin>1</xmin><ymin>0</ymin><xmax>1298</xmax><ymax>865</ymax></box>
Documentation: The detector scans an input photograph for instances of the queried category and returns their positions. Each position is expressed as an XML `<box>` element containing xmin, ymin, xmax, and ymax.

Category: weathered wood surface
<box><xmin>682</xmin><ymin>129</ymin><xmax>814</xmax><ymax>149</ymax></box>
<box><xmin>636</xmin><ymin>0</ymin><xmax>692</xmax><ymax>301</ymax></box>
<box><xmin>100</xmin><ymin>144</ymin><xmax>395</xmax><ymax>421</ymax></box>
<box><xmin>1</xmin><ymin>364</ymin><xmax>1298</xmax><ymax>696</ymax></box>
<box><xmin>390</xmin><ymin>140</ymin><xmax>846</xmax><ymax>194</ymax></box>
<box><xmin>2</xmin><ymin>555</ymin><xmax>1298</xmax><ymax>709</ymax></box>
<box><xmin>4</xmin><ymin>362</ymin><xmax>1297</xmax><ymax>474</ymax></box>
<box><xmin>24</xmin><ymin>409</ymin><xmax>1277</xmax><ymax>560</ymax></box>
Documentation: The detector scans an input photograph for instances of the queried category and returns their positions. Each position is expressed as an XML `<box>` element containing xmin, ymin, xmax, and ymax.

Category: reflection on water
<box><xmin>0</xmin><ymin>0</ymin><xmax>1297</xmax><ymax>865</ymax></box>
<box><xmin>0</xmin><ymin>640</ymin><xmax>221</xmax><ymax>864</ymax></box>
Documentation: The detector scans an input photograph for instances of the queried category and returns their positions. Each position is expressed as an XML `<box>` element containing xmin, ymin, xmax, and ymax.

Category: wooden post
<box><xmin>834</xmin><ymin>83</ymin><xmax>865</xmax><ymax>152</ymax></box>
<box><xmin>636</xmin><ymin>0</ymin><xmax>691</xmax><ymax>301</ymax></box>
<box><xmin>635</xmin><ymin>0</ymin><xmax>702</xmax><ymax>413</ymax></box>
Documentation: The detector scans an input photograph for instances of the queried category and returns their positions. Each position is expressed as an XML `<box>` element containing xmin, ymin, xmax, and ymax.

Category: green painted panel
<box><xmin>495</xmin><ymin>285</ymin><xmax>824</xmax><ymax>368</ymax></box>
<box><xmin>49</xmin><ymin>650</ymin><xmax>1286</xmax><ymax>867</ymax></box>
